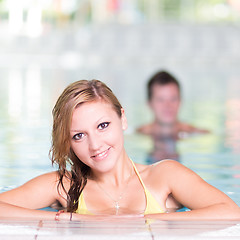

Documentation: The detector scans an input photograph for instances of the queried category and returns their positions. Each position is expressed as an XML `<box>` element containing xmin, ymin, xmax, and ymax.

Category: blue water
<box><xmin>0</xmin><ymin>66</ymin><xmax>239</xmax><ymax>208</ymax></box>
<box><xmin>0</xmin><ymin>24</ymin><xmax>240</xmax><ymax>208</ymax></box>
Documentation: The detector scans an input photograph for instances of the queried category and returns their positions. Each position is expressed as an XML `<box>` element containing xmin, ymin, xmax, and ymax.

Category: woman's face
<box><xmin>70</xmin><ymin>100</ymin><xmax>127</xmax><ymax>173</ymax></box>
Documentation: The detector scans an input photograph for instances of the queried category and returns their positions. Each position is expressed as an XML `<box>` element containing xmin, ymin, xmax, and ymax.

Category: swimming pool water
<box><xmin>0</xmin><ymin>65</ymin><xmax>239</xmax><ymax>208</ymax></box>
<box><xmin>1</xmin><ymin>24</ymin><xmax>240</xmax><ymax>208</ymax></box>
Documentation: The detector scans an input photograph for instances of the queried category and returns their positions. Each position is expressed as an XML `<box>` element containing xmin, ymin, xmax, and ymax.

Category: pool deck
<box><xmin>0</xmin><ymin>219</ymin><xmax>240</xmax><ymax>240</ymax></box>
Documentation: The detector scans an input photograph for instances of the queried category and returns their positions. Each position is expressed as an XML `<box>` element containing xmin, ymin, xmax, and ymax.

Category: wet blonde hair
<box><xmin>50</xmin><ymin>79</ymin><xmax>122</xmax><ymax>212</ymax></box>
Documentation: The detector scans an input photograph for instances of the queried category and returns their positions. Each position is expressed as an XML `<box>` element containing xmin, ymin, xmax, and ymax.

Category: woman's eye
<box><xmin>72</xmin><ymin>133</ymin><xmax>84</xmax><ymax>140</ymax></box>
<box><xmin>98</xmin><ymin>122</ymin><xmax>110</xmax><ymax>130</ymax></box>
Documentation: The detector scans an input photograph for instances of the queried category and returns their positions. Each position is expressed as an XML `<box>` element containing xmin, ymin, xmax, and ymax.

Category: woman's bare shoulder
<box><xmin>25</xmin><ymin>171</ymin><xmax>61</xmax><ymax>185</ymax></box>
<box><xmin>152</xmin><ymin>159</ymin><xmax>192</xmax><ymax>177</ymax></box>
<box><xmin>133</xmin><ymin>159</ymin><xmax>176</xmax><ymax>175</ymax></box>
<box><xmin>38</xmin><ymin>171</ymin><xmax>71</xmax><ymax>190</ymax></box>
<box><xmin>136</xmin><ymin>160</ymin><xmax>185</xmax><ymax>180</ymax></box>
<box><xmin>12</xmin><ymin>170</ymin><xmax>72</xmax><ymax>198</ymax></box>
<box><xmin>153</xmin><ymin>159</ymin><xmax>182</xmax><ymax>169</ymax></box>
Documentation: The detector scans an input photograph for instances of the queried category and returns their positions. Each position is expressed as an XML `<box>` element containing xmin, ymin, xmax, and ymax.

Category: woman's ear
<box><xmin>120</xmin><ymin>108</ymin><xmax>128</xmax><ymax>130</ymax></box>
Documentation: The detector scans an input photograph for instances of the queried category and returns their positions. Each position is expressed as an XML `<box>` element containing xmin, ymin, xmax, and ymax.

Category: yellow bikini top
<box><xmin>76</xmin><ymin>160</ymin><xmax>164</xmax><ymax>215</ymax></box>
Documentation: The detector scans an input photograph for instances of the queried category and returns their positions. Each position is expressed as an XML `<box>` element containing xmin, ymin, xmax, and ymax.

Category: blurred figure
<box><xmin>137</xmin><ymin>70</ymin><xmax>209</xmax><ymax>137</ymax></box>
<box><xmin>146</xmin><ymin>135</ymin><xmax>180</xmax><ymax>163</ymax></box>
<box><xmin>137</xmin><ymin>70</ymin><xmax>209</xmax><ymax>163</ymax></box>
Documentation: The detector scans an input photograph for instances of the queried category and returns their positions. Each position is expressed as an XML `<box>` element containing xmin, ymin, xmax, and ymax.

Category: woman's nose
<box><xmin>88</xmin><ymin>134</ymin><xmax>101</xmax><ymax>151</ymax></box>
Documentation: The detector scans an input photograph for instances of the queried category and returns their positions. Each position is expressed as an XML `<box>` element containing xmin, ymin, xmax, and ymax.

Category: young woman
<box><xmin>0</xmin><ymin>80</ymin><xmax>239</xmax><ymax>221</ymax></box>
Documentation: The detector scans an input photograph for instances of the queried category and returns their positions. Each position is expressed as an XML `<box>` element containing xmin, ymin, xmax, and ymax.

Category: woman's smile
<box><xmin>91</xmin><ymin>147</ymin><xmax>111</xmax><ymax>161</ymax></box>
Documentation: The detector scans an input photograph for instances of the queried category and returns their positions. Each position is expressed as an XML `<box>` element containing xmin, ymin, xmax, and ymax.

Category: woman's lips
<box><xmin>91</xmin><ymin>147</ymin><xmax>110</xmax><ymax>161</ymax></box>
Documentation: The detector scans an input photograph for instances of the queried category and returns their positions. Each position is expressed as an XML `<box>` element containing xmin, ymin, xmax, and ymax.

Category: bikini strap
<box><xmin>130</xmin><ymin>159</ymin><xmax>147</xmax><ymax>191</ymax></box>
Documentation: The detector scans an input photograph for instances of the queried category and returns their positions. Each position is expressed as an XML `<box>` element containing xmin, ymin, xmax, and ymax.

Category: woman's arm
<box><xmin>147</xmin><ymin>160</ymin><xmax>240</xmax><ymax>220</ymax></box>
<box><xmin>0</xmin><ymin>171</ymin><xmax>69</xmax><ymax>220</ymax></box>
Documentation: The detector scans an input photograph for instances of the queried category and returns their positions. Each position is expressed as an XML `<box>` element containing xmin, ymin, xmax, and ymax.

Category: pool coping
<box><xmin>0</xmin><ymin>219</ymin><xmax>239</xmax><ymax>240</ymax></box>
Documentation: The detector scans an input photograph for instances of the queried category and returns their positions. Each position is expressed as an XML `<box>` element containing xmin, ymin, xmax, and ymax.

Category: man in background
<box><xmin>137</xmin><ymin>70</ymin><xmax>209</xmax><ymax>162</ymax></box>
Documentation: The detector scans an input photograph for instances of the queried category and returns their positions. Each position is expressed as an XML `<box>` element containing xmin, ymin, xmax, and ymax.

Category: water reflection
<box><xmin>8</xmin><ymin>69</ymin><xmax>23</xmax><ymax>118</ymax></box>
<box><xmin>26</xmin><ymin>65</ymin><xmax>41</xmax><ymax>120</ymax></box>
<box><xmin>1</xmin><ymin>67</ymin><xmax>53</xmax><ymax>187</ymax></box>
<box><xmin>146</xmin><ymin>134</ymin><xmax>180</xmax><ymax>164</ymax></box>
<box><xmin>8</xmin><ymin>66</ymin><xmax>42</xmax><ymax>121</ymax></box>
<box><xmin>225</xmin><ymin>99</ymin><xmax>240</xmax><ymax>154</ymax></box>
<box><xmin>8</xmin><ymin>1</ymin><xmax>24</xmax><ymax>35</ymax></box>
